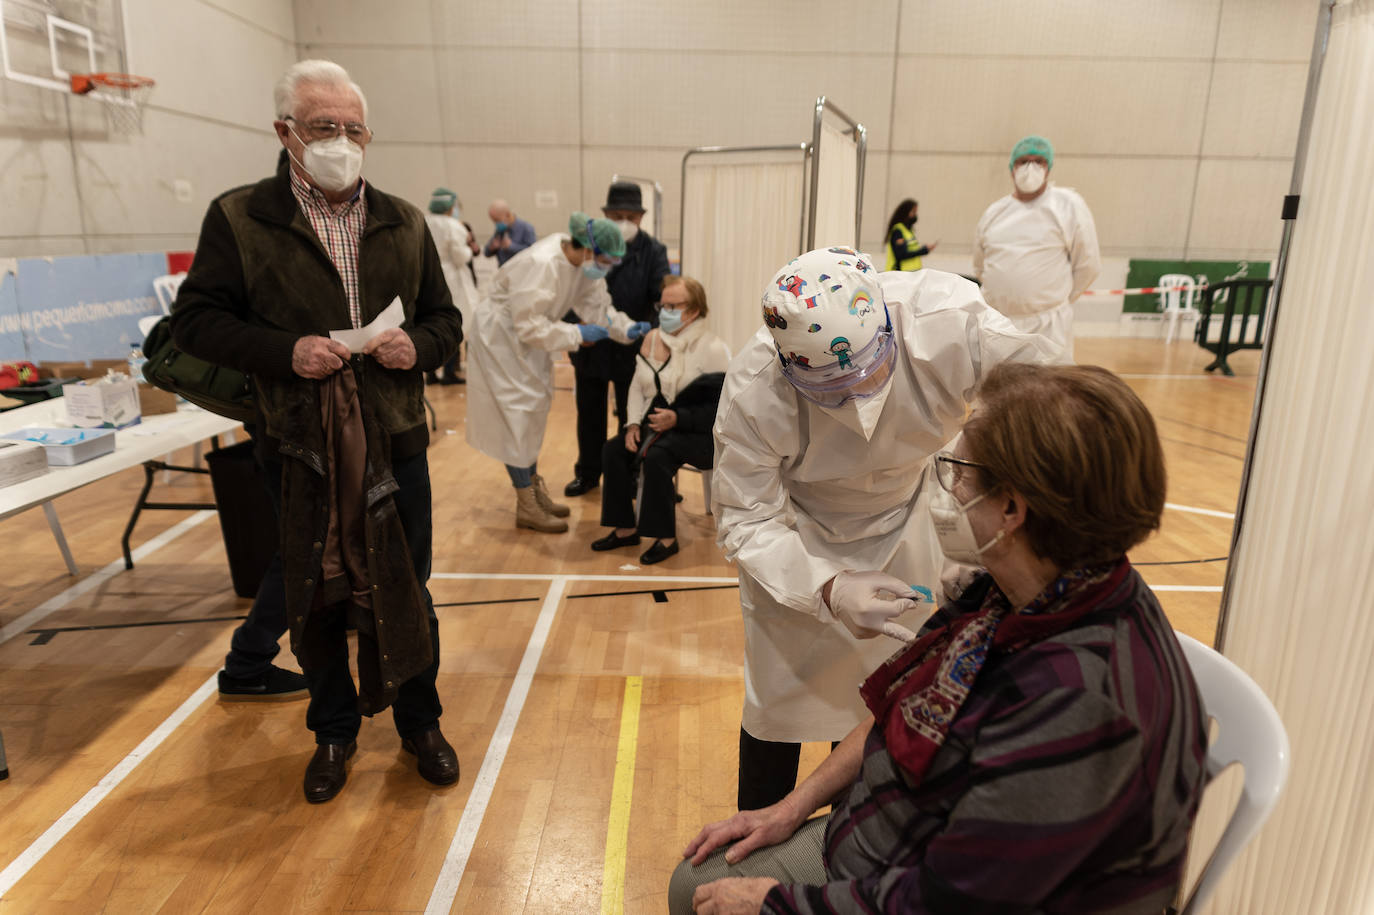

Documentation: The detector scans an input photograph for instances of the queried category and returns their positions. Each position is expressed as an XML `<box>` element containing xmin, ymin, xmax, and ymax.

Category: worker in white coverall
<box><xmin>972</xmin><ymin>135</ymin><xmax>1100</xmax><ymax>361</ymax></box>
<box><xmin>466</xmin><ymin>212</ymin><xmax>650</xmax><ymax>533</ymax></box>
<box><xmin>712</xmin><ymin>245</ymin><xmax>1059</xmax><ymax>810</ymax></box>
<box><xmin>424</xmin><ymin>187</ymin><xmax>478</xmax><ymax>384</ymax></box>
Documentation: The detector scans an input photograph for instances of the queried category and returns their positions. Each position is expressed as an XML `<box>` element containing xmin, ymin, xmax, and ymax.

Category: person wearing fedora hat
<box><xmin>563</xmin><ymin>180</ymin><xmax>671</xmax><ymax>499</ymax></box>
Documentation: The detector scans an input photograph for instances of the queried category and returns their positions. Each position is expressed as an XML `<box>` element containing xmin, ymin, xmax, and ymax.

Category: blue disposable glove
<box><xmin>626</xmin><ymin>321</ymin><xmax>652</xmax><ymax>340</ymax></box>
<box><xmin>579</xmin><ymin>323</ymin><xmax>610</xmax><ymax>343</ymax></box>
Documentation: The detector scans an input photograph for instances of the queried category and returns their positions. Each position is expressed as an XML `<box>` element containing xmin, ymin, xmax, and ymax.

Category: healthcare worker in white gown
<box><xmin>712</xmin><ymin>245</ymin><xmax>1060</xmax><ymax>810</ymax></box>
<box><xmin>972</xmin><ymin>135</ymin><xmax>1100</xmax><ymax>361</ymax></box>
<box><xmin>466</xmin><ymin>212</ymin><xmax>650</xmax><ymax>533</ymax></box>
<box><xmin>424</xmin><ymin>187</ymin><xmax>478</xmax><ymax>383</ymax></box>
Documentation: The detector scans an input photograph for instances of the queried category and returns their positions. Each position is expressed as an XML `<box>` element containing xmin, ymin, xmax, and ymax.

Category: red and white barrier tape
<box><xmin>1080</xmin><ymin>284</ymin><xmax>1209</xmax><ymax>296</ymax></box>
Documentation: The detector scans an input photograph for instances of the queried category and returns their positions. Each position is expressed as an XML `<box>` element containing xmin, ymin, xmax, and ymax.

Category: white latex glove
<box><xmin>826</xmin><ymin>570</ymin><xmax>922</xmax><ymax>642</ymax></box>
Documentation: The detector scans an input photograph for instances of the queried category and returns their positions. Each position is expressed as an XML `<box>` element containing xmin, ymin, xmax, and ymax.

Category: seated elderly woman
<box><xmin>670</xmin><ymin>362</ymin><xmax>1208</xmax><ymax>915</ymax></box>
<box><xmin>591</xmin><ymin>275</ymin><xmax>731</xmax><ymax>565</ymax></box>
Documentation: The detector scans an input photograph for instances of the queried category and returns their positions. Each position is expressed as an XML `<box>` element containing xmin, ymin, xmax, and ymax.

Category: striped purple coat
<box><xmin>765</xmin><ymin>569</ymin><xmax>1208</xmax><ymax>914</ymax></box>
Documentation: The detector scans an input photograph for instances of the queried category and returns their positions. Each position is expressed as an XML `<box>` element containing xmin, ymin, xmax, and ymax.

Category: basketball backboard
<box><xmin>0</xmin><ymin>0</ymin><xmax>130</xmax><ymax>94</ymax></box>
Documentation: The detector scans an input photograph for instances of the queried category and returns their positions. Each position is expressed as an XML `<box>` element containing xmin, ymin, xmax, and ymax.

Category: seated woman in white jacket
<box><xmin>465</xmin><ymin>213</ymin><xmax>650</xmax><ymax>533</ymax></box>
<box><xmin>591</xmin><ymin>275</ymin><xmax>731</xmax><ymax>564</ymax></box>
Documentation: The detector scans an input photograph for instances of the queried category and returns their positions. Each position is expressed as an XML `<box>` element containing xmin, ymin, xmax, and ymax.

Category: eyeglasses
<box><xmin>285</xmin><ymin>116</ymin><xmax>373</xmax><ymax>145</ymax></box>
<box><xmin>933</xmin><ymin>451</ymin><xmax>989</xmax><ymax>493</ymax></box>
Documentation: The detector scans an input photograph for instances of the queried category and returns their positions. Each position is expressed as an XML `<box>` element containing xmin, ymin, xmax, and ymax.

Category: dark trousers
<box><xmin>600</xmin><ymin>430</ymin><xmax>713</xmax><ymax>540</ymax></box>
<box><xmin>224</xmin><ymin>450</ymin><xmax>442</xmax><ymax>744</ymax></box>
<box><xmin>222</xmin><ymin>452</ymin><xmax>285</xmax><ymax>680</ymax></box>
<box><xmin>304</xmin><ymin>450</ymin><xmax>442</xmax><ymax>744</ymax></box>
<box><xmin>737</xmin><ymin>728</ymin><xmax>840</xmax><ymax>811</ymax></box>
<box><xmin>573</xmin><ymin>367</ymin><xmax>632</xmax><ymax>483</ymax></box>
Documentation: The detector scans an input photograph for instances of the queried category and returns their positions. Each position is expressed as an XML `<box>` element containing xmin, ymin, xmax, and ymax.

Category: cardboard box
<box><xmin>63</xmin><ymin>375</ymin><xmax>142</xmax><ymax>429</ymax></box>
<box><xmin>137</xmin><ymin>383</ymin><xmax>179</xmax><ymax>415</ymax></box>
<box><xmin>40</xmin><ymin>359</ymin><xmax>126</xmax><ymax>380</ymax></box>
<box><xmin>0</xmin><ymin>439</ymin><xmax>49</xmax><ymax>487</ymax></box>
<box><xmin>1</xmin><ymin>427</ymin><xmax>116</xmax><ymax>465</ymax></box>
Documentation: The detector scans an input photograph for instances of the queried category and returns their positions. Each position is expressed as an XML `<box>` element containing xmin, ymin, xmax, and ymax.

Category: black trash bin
<box><xmin>205</xmin><ymin>440</ymin><xmax>278</xmax><ymax>599</ymax></box>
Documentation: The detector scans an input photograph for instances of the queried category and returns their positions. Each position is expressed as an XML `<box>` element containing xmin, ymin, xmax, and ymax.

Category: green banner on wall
<box><xmin>1123</xmin><ymin>259</ymin><xmax>1271</xmax><ymax>313</ymax></box>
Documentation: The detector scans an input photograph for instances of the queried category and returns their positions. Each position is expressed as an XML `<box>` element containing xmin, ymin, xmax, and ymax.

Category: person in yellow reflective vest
<box><xmin>884</xmin><ymin>198</ymin><xmax>937</xmax><ymax>271</ymax></box>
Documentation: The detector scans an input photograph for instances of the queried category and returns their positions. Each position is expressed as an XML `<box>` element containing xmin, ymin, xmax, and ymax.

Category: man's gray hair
<box><xmin>274</xmin><ymin>59</ymin><xmax>368</xmax><ymax>122</ymax></box>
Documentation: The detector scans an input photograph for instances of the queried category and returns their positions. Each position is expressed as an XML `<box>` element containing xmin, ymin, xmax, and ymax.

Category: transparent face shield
<box><xmin>777</xmin><ymin>307</ymin><xmax>897</xmax><ymax>408</ymax></box>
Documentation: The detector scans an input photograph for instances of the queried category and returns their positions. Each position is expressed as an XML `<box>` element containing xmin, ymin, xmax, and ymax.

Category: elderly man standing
<box><xmin>483</xmin><ymin>199</ymin><xmax>536</xmax><ymax>266</ymax></box>
<box><xmin>563</xmin><ymin>181</ymin><xmax>671</xmax><ymax>498</ymax></box>
<box><xmin>172</xmin><ymin>59</ymin><xmax>462</xmax><ymax>804</ymax></box>
<box><xmin>972</xmin><ymin>135</ymin><xmax>1100</xmax><ymax>360</ymax></box>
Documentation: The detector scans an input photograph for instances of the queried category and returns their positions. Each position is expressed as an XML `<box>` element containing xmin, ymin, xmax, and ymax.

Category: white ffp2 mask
<box><xmin>293</xmin><ymin>133</ymin><xmax>364</xmax><ymax>193</ymax></box>
<box><xmin>1013</xmin><ymin>162</ymin><xmax>1047</xmax><ymax>196</ymax></box>
<box><xmin>928</xmin><ymin>482</ymin><xmax>1005</xmax><ymax>564</ymax></box>
<box><xmin>614</xmin><ymin>219</ymin><xmax>639</xmax><ymax>244</ymax></box>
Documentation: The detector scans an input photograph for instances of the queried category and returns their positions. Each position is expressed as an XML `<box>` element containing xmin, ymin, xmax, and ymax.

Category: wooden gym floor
<box><xmin>0</xmin><ymin>338</ymin><xmax>1259</xmax><ymax>913</ymax></box>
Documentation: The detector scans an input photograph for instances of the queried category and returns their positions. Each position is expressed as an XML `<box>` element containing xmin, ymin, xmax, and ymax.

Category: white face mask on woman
<box><xmin>614</xmin><ymin>219</ymin><xmax>639</xmax><ymax>244</ymax></box>
<box><xmin>928</xmin><ymin>483</ymin><xmax>1006</xmax><ymax>564</ymax></box>
<box><xmin>291</xmin><ymin>131</ymin><xmax>364</xmax><ymax>193</ymax></box>
<box><xmin>1012</xmin><ymin>162</ymin><xmax>1047</xmax><ymax>196</ymax></box>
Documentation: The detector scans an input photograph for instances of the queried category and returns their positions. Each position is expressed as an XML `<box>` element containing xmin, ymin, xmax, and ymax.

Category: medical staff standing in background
<box><xmin>972</xmin><ymin>135</ymin><xmax>1100</xmax><ymax>360</ymax></box>
<box><xmin>424</xmin><ymin>187</ymin><xmax>477</xmax><ymax>385</ymax></box>
<box><xmin>884</xmin><ymin>198</ymin><xmax>936</xmax><ymax>271</ymax></box>
<box><xmin>712</xmin><ymin>246</ymin><xmax>1059</xmax><ymax>811</ymax></box>
<box><xmin>465</xmin><ymin>213</ymin><xmax>650</xmax><ymax>534</ymax></box>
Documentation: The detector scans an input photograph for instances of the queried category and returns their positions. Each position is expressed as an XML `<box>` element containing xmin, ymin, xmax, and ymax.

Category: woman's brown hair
<box><xmin>663</xmin><ymin>274</ymin><xmax>708</xmax><ymax>318</ymax></box>
<box><xmin>961</xmin><ymin>363</ymin><xmax>1166</xmax><ymax>568</ymax></box>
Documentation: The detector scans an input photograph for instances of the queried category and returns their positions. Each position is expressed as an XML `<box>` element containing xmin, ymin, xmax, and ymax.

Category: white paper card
<box><xmin>329</xmin><ymin>297</ymin><xmax>405</xmax><ymax>353</ymax></box>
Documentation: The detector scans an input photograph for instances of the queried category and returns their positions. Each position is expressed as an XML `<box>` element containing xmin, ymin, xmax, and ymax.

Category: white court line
<box><xmin>0</xmin><ymin>510</ymin><xmax>217</xmax><ymax>646</ymax></box>
<box><xmin>0</xmin><ymin>672</ymin><xmax>219</xmax><ymax>897</ymax></box>
<box><xmin>1116</xmin><ymin>373</ymin><xmax>1245</xmax><ymax>381</ymax></box>
<box><xmin>1149</xmin><ymin>585</ymin><xmax>1224</xmax><ymax>592</ymax></box>
<box><xmin>1164</xmin><ymin>502</ymin><xmax>1236</xmax><ymax>520</ymax></box>
<box><xmin>425</xmin><ymin>575</ymin><xmax>569</xmax><ymax>915</ymax></box>
<box><xmin>430</xmin><ymin>572</ymin><xmax>737</xmax><ymax>584</ymax></box>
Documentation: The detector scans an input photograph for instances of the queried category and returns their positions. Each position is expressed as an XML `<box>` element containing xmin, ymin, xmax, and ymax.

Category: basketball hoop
<box><xmin>70</xmin><ymin>72</ymin><xmax>154</xmax><ymax>134</ymax></box>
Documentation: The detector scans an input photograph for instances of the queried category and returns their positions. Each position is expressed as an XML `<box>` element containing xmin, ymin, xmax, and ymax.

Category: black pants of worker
<box><xmin>573</xmin><ymin>366</ymin><xmax>632</xmax><ymax>485</ymax></box>
<box><xmin>738</xmin><ymin>728</ymin><xmax>841</xmax><ymax>811</ymax></box>
<box><xmin>600</xmin><ymin>430</ymin><xmax>713</xmax><ymax>540</ymax></box>
<box><xmin>222</xmin><ymin>450</ymin><xmax>442</xmax><ymax>744</ymax></box>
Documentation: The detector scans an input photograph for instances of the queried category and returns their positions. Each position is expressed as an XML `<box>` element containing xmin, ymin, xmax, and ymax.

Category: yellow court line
<box><xmin>600</xmin><ymin>676</ymin><xmax>643</xmax><ymax>915</ymax></box>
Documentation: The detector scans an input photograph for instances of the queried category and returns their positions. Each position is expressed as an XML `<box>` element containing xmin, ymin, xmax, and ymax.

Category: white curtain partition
<box><xmin>1190</xmin><ymin>1</ymin><xmax>1374</xmax><ymax>912</ymax></box>
<box><xmin>681</xmin><ymin>154</ymin><xmax>806</xmax><ymax>356</ymax></box>
<box><xmin>811</xmin><ymin>118</ymin><xmax>859</xmax><ymax>251</ymax></box>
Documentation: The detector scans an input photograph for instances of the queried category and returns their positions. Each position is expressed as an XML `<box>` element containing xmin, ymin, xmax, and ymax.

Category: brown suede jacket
<box><xmin>171</xmin><ymin>160</ymin><xmax>460</xmax><ymax>712</ymax></box>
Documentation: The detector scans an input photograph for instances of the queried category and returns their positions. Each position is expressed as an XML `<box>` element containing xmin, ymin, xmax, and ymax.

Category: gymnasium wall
<box><xmin>4</xmin><ymin>0</ymin><xmax>1316</xmax><ymax>299</ymax></box>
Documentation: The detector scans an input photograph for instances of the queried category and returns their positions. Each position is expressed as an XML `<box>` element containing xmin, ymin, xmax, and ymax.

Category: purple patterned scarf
<box><xmin>859</xmin><ymin>558</ymin><xmax>1129</xmax><ymax>783</ymax></box>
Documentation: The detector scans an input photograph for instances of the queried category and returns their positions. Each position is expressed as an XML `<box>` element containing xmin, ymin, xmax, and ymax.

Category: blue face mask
<box><xmin>658</xmin><ymin>307</ymin><xmax>685</xmax><ymax>334</ymax></box>
<box><xmin>494</xmin><ymin>221</ymin><xmax>508</xmax><ymax>233</ymax></box>
<box><xmin>582</xmin><ymin>262</ymin><xmax>610</xmax><ymax>280</ymax></box>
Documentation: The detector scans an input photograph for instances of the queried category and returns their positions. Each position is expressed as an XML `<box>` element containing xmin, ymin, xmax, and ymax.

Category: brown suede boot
<box><xmin>515</xmin><ymin>485</ymin><xmax>568</xmax><ymax>533</ymax></box>
<box><xmin>531</xmin><ymin>473</ymin><xmax>571</xmax><ymax>518</ymax></box>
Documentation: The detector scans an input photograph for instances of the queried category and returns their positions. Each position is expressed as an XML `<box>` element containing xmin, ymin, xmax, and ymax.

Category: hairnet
<box><xmin>1009</xmin><ymin>135</ymin><xmax>1054</xmax><ymax>170</ymax></box>
<box><xmin>429</xmin><ymin>187</ymin><xmax>457</xmax><ymax>214</ymax></box>
<box><xmin>568</xmin><ymin>211</ymin><xmax>626</xmax><ymax>259</ymax></box>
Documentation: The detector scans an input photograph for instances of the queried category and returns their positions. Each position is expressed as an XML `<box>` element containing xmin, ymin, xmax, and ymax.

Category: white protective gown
<box><xmin>972</xmin><ymin>184</ymin><xmax>1100</xmax><ymax>360</ymax></box>
<box><xmin>424</xmin><ymin>211</ymin><xmax>478</xmax><ymax>319</ymax></box>
<box><xmin>712</xmin><ymin>269</ymin><xmax>1060</xmax><ymax>743</ymax></box>
<box><xmin>466</xmin><ymin>233</ymin><xmax>636</xmax><ymax>467</ymax></box>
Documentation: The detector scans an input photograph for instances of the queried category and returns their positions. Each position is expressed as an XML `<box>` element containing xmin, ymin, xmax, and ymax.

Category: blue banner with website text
<box><xmin>0</xmin><ymin>253</ymin><xmax>166</xmax><ymax>364</ymax></box>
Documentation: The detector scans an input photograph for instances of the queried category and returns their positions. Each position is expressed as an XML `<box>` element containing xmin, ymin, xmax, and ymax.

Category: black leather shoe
<box><xmin>564</xmin><ymin>477</ymin><xmax>599</xmax><ymax>497</ymax></box>
<box><xmin>402</xmin><ymin>728</ymin><xmax>460</xmax><ymax>786</ymax></box>
<box><xmin>592</xmin><ymin>530</ymin><xmax>641</xmax><ymax>552</ymax></box>
<box><xmin>640</xmin><ymin>540</ymin><xmax>680</xmax><ymax>565</ymax></box>
<box><xmin>304</xmin><ymin>741</ymin><xmax>356</xmax><ymax>804</ymax></box>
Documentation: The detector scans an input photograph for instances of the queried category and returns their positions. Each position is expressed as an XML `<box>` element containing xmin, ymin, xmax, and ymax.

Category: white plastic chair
<box><xmin>1157</xmin><ymin>274</ymin><xmax>1197</xmax><ymax>344</ymax></box>
<box><xmin>1174</xmin><ymin>631</ymin><xmax>1291</xmax><ymax>914</ymax></box>
<box><xmin>152</xmin><ymin>272</ymin><xmax>187</xmax><ymax>316</ymax></box>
